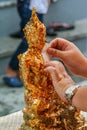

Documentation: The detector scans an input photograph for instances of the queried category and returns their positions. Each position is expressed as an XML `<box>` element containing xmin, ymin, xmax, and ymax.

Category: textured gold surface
<box><xmin>19</xmin><ymin>8</ymin><xmax>86</xmax><ymax>130</ymax></box>
<box><xmin>0</xmin><ymin>111</ymin><xmax>87</xmax><ymax>130</ymax></box>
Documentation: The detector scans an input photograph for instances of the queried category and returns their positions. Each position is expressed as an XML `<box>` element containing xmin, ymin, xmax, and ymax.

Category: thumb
<box><xmin>45</xmin><ymin>66</ymin><xmax>62</xmax><ymax>96</ymax></box>
<box><xmin>47</xmin><ymin>48</ymin><xmax>64</xmax><ymax>60</ymax></box>
<box><xmin>44</xmin><ymin>66</ymin><xmax>59</xmax><ymax>87</ymax></box>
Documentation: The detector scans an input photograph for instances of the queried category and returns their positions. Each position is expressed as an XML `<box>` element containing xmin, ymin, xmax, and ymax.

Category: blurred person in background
<box><xmin>10</xmin><ymin>0</ymin><xmax>50</xmax><ymax>38</ymax></box>
<box><xmin>3</xmin><ymin>0</ymin><xmax>50</xmax><ymax>87</ymax></box>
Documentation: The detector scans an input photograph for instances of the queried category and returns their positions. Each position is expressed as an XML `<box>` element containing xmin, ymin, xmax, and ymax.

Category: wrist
<box><xmin>63</xmin><ymin>84</ymin><xmax>80</xmax><ymax>105</ymax></box>
<box><xmin>58</xmin><ymin>78</ymin><xmax>75</xmax><ymax>102</ymax></box>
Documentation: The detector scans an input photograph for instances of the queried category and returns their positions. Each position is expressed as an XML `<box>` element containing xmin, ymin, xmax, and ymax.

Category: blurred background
<box><xmin>0</xmin><ymin>0</ymin><xmax>87</xmax><ymax>117</ymax></box>
<box><xmin>1</xmin><ymin>0</ymin><xmax>87</xmax><ymax>37</ymax></box>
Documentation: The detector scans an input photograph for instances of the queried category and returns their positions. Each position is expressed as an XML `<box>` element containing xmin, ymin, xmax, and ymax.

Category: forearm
<box><xmin>78</xmin><ymin>58</ymin><xmax>87</xmax><ymax>78</ymax></box>
<box><xmin>72</xmin><ymin>86</ymin><xmax>87</xmax><ymax>112</ymax></box>
<box><xmin>62</xmin><ymin>85</ymin><xmax>87</xmax><ymax>112</ymax></box>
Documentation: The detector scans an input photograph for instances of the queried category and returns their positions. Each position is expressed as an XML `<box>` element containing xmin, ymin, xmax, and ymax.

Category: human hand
<box><xmin>44</xmin><ymin>61</ymin><xmax>75</xmax><ymax>102</ymax></box>
<box><xmin>47</xmin><ymin>38</ymin><xmax>87</xmax><ymax>78</ymax></box>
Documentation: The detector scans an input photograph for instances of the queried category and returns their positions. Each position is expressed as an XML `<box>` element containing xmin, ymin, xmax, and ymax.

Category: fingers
<box><xmin>48</xmin><ymin>38</ymin><xmax>71</xmax><ymax>50</ymax></box>
<box><xmin>44</xmin><ymin>61</ymin><xmax>66</xmax><ymax>98</ymax></box>
<box><xmin>44</xmin><ymin>61</ymin><xmax>68</xmax><ymax>80</ymax></box>
<box><xmin>44</xmin><ymin>65</ymin><xmax>62</xmax><ymax>97</ymax></box>
<box><xmin>46</xmin><ymin>38</ymin><xmax>67</xmax><ymax>59</ymax></box>
<box><xmin>44</xmin><ymin>66</ymin><xmax>59</xmax><ymax>82</ymax></box>
<box><xmin>42</xmin><ymin>38</ymin><xmax>71</xmax><ymax>61</ymax></box>
<box><xmin>47</xmin><ymin>38</ymin><xmax>73</xmax><ymax>59</ymax></box>
<box><xmin>44</xmin><ymin>65</ymin><xmax>62</xmax><ymax>83</ymax></box>
<box><xmin>47</xmin><ymin>48</ymin><xmax>64</xmax><ymax>59</ymax></box>
<box><xmin>44</xmin><ymin>61</ymin><xmax>75</xmax><ymax>102</ymax></box>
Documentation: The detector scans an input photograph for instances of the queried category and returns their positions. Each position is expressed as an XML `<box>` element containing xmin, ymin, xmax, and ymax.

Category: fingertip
<box><xmin>47</xmin><ymin>47</ymin><xmax>53</xmax><ymax>55</ymax></box>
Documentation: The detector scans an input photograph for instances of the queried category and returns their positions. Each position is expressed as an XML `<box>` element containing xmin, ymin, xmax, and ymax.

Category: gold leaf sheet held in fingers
<box><xmin>19</xmin><ymin>7</ymin><xmax>86</xmax><ymax>130</ymax></box>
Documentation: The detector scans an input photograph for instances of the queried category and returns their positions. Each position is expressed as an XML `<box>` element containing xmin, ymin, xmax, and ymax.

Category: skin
<box><xmin>42</xmin><ymin>38</ymin><xmax>87</xmax><ymax>112</ymax></box>
<box><xmin>44</xmin><ymin>61</ymin><xmax>75</xmax><ymax>102</ymax></box>
<box><xmin>47</xmin><ymin>38</ymin><xmax>87</xmax><ymax>78</ymax></box>
<box><xmin>44</xmin><ymin>61</ymin><xmax>87</xmax><ymax>112</ymax></box>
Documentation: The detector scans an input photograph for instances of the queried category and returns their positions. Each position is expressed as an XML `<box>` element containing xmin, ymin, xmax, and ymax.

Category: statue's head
<box><xmin>23</xmin><ymin>8</ymin><xmax>46</xmax><ymax>50</ymax></box>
